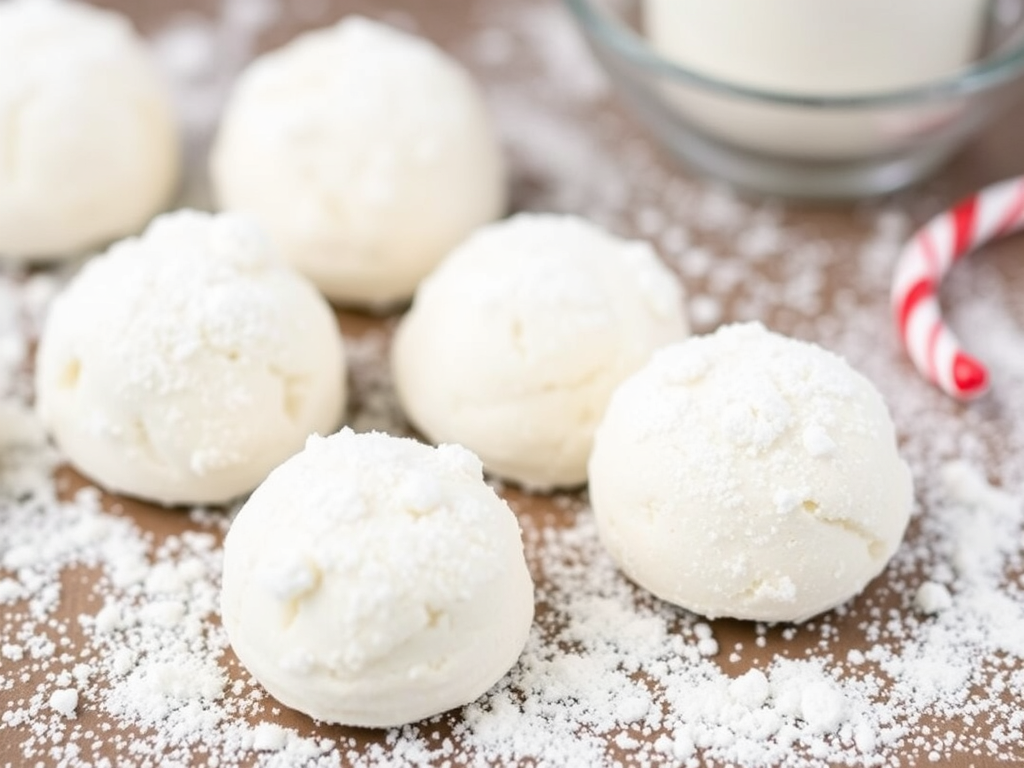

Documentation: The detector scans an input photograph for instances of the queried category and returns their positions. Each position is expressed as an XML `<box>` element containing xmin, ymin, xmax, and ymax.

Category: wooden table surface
<box><xmin>3</xmin><ymin>1</ymin><xmax>1024</xmax><ymax>766</ymax></box>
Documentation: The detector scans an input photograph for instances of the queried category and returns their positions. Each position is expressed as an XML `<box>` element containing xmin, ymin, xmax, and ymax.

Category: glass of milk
<box><xmin>564</xmin><ymin>0</ymin><xmax>1024</xmax><ymax>198</ymax></box>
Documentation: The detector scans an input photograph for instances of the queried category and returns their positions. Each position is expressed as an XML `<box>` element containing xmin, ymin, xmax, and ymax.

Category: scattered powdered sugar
<box><xmin>3</xmin><ymin>0</ymin><xmax>1024</xmax><ymax>766</ymax></box>
<box><xmin>47</xmin><ymin>688</ymin><xmax>78</xmax><ymax>719</ymax></box>
<box><xmin>343</xmin><ymin>325</ymin><xmax>411</xmax><ymax>437</ymax></box>
<box><xmin>913</xmin><ymin>581</ymin><xmax>953</xmax><ymax>615</ymax></box>
<box><xmin>150</xmin><ymin>0</ymin><xmax>283</xmax><ymax>209</ymax></box>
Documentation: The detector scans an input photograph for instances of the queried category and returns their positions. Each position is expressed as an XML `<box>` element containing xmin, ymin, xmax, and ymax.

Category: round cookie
<box><xmin>0</xmin><ymin>0</ymin><xmax>179</xmax><ymax>261</ymax></box>
<box><xmin>220</xmin><ymin>428</ymin><xmax>535</xmax><ymax>728</ymax></box>
<box><xmin>210</xmin><ymin>16</ymin><xmax>505</xmax><ymax>308</ymax></box>
<box><xmin>391</xmin><ymin>213</ymin><xmax>689</xmax><ymax>491</ymax></box>
<box><xmin>588</xmin><ymin>322</ymin><xmax>913</xmax><ymax>623</ymax></box>
<box><xmin>35</xmin><ymin>210</ymin><xmax>345</xmax><ymax>506</ymax></box>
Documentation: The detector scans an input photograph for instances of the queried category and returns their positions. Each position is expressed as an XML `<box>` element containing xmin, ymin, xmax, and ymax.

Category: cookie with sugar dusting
<box><xmin>589</xmin><ymin>322</ymin><xmax>913</xmax><ymax>623</ymax></box>
<box><xmin>391</xmin><ymin>213</ymin><xmax>689</xmax><ymax>491</ymax></box>
<box><xmin>35</xmin><ymin>210</ymin><xmax>346</xmax><ymax>506</ymax></box>
<box><xmin>0</xmin><ymin>0</ymin><xmax>179</xmax><ymax>261</ymax></box>
<box><xmin>220</xmin><ymin>428</ymin><xmax>534</xmax><ymax>727</ymax></box>
<box><xmin>210</xmin><ymin>15</ymin><xmax>505</xmax><ymax>309</ymax></box>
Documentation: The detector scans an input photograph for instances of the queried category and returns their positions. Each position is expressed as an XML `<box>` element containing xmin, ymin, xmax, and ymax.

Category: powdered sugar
<box><xmin>913</xmin><ymin>581</ymin><xmax>953</xmax><ymax>615</ymax></box>
<box><xmin>3</xmin><ymin>0</ymin><xmax>1024</xmax><ymax>766</ymax></box>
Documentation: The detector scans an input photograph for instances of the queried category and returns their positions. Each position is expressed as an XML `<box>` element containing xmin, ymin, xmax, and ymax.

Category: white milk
<box><xmin>643</xmin><ymin>0</ymin><xmax>989</xmax><ymax>158</ymax></box>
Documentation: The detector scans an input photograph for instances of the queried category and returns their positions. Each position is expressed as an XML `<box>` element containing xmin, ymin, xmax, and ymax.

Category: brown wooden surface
<box><xmin>3</xmin><ymin>1</ymin><xmax>1024</xmax><ymax>766</ymax></box>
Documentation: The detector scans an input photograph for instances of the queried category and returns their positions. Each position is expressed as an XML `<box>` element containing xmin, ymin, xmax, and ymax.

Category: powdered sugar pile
<box><xmin>3</xmin><ymin>0</ymin><xmax>1024</xmax><ymax>766</ymax></box>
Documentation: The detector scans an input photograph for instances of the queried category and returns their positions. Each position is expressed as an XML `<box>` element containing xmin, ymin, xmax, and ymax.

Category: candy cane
<box><xmin>891</xmin><ymin>175</ymin><xmax>1024</xmax><ymax>400</ymax></box>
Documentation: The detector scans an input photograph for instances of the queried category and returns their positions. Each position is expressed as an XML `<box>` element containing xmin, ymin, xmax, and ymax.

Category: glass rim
<box><xmin>563</xmin><ymin>0</ymin><xmax>1024</xmax><ymax>108</ymax></box>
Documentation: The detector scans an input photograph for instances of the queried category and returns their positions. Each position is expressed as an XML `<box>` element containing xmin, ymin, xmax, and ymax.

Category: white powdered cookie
<box><xmin>589</xmin><ymin>322</ymin><xmax>913</xmax><ymax>623</ymax></box>
<box><xmin>0</xmin><ymin>0</ymin><xmax>179</xmax><ymax>261</ymax></box>
<box><xmin>392</xmin><ymin>213</ymin><xmax>689</xmax><ymax>491</ymax></box>
<box><xmin>211</xmin><ymin>16</ymin><xmax>505</xmax><ymax>308</ymax></box>
<box><xmin>220</xmin><ymin>428</ymin><xmax>534</xmax><ymax>727</ymax></box>
<box><xmin>35</xmin><ymin>210</ymin><xmax>345</xmax><ymax>505</ymax></box>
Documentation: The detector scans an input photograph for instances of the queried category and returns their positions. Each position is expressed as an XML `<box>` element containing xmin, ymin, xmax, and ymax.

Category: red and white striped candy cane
<box><xmin>892</xmin><ymin>175</ymin><xmax>1024</xmax><ymax>400</ymax></box>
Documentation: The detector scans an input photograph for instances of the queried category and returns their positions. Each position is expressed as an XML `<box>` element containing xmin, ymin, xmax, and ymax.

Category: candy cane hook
<box><xmin>891</xmin><ymin>175</ymin><xmax>1024</xmax><ymax>400</ymax></box>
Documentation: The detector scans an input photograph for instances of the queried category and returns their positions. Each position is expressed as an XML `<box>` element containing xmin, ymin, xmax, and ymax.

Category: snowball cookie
<box><xmin>35</xmin><ymin>210</ymin><xmax>345</xmax><ymax>506</ymax></box>
<box><xmin>210</xmin><ymin>16</ymin><xmax>506</xmax><ymax>308</ymax></box>
<box><xmin>0</xmin><ymin>0</ymin><xmax>179</xmax><ymax>261</ymax></box>
<box><xmin>392</xmin><ymin>214</ymin><xmax>689</xmax><ymax>491</ymax></box>
<box><xmin>220</xmin><ymin>428</ymin><xmax>535</xmax><ymax>727</ymax></box>
<box><xmin>589</xmin><ymin>322</ymin><xmax>913</xmax><ymax>623</ymax></box>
